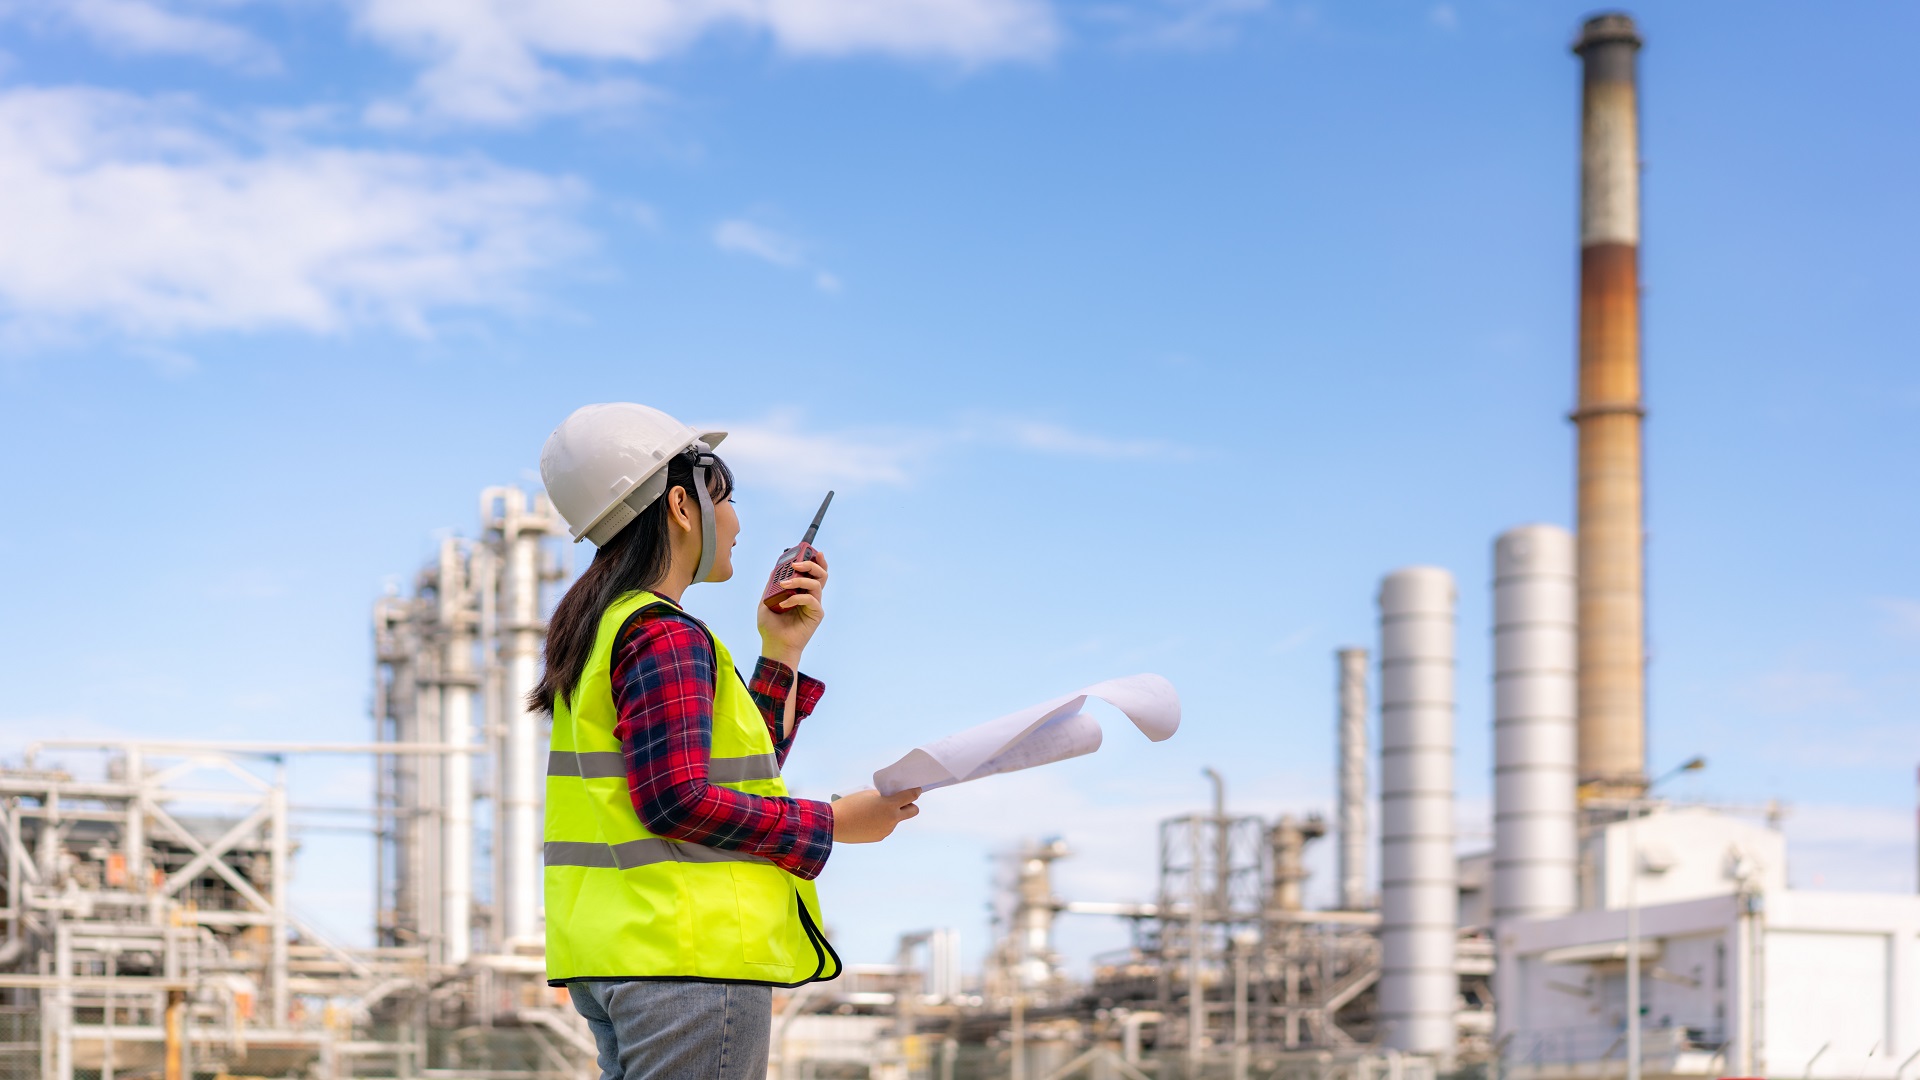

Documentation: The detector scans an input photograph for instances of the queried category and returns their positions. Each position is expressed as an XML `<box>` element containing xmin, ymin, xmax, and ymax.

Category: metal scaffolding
<box><xmin>0</xmin><ymin>483</ymin><xmax>594</xmax><ymax>1079</ymax></box>
<box><xmin>0</xmin><ymin>741</ymin><xmax>438</xmax><ymax>1078</ymax></box>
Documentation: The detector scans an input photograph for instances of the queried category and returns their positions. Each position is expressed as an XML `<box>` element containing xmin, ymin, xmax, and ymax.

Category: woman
<box><xmin>530</xmin><ymin>403</ymin><xmax>922</xmax><ymax>1080</ymax></box>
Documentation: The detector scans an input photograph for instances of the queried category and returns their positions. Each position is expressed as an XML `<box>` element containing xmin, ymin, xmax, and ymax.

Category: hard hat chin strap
<box><xmin>689</xmin><ymin>450</ymin><xmax>718</xmax><ymax>586</ymax></box>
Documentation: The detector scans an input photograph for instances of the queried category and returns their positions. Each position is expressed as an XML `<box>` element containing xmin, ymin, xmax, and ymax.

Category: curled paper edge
<box><xmin>872</xmin><ymin>674</ymin><xmax>1180</xmax><ymax>796</ymax></box>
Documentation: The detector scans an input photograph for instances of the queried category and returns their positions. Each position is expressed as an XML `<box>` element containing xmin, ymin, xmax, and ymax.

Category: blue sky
<box><xmin>1</xmin><ymin>0</ymin><xmax>1916</xmax><ymax>971</ymax></box>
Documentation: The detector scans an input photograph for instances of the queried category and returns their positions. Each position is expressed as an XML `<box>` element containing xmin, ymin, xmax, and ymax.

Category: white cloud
<box><xmin>350</xmin><ymin>0</ymin><xmax>1058</xmax><ymax>125</ymax></box>
<box><xmin>994</xmin><ymin>418</ymin><xmax>1189</xmax><ymax>460</ymax></box>
<box><xmin>713</xmin><ymin>218</ymin><xmax>804</xmax><ymax>267</ymax></box>
<box><xmin>707</xmin><ymin>413</ymin><xmax>1193</xmax><ymax>498</ymax></box>
<box><xmin>713</xmin><ymin>217</ymin><xmax>843</xmax><ymax>293</ymax></box>
<box><xmin>1105</xmin><ymin>0</ymin><xmax>1267</xmax><ymax>51</ymax></box>
<box><xmin>705</xmin><ymin>416</ymin><xmax>927</xmax><ymax>498</ymax></box>
<box><xmin>622</xmin><ymin>200</ymin><xmax>661</xmax><ymax>231</ymax></box>
<box><xmin>1428</xmin><ymin>3</ymin><xmax>1457</xmax><ymax>31</ymax></box>
<box><xmin>1878</xmin><ymin>597</ymin><xmax>1920</xmax><ymax>639</ymax></box>
<box><xmin>127</xmin><ymin>342</ymin><xmax>199</xmax><ymax>378</ymax></box>
<box><xmin>59</xmin><ymin>0</ymin><xmax>280</xmax><ymax>71</ymax></box>
<box><xmin>0</xmin><ymin>86</ymin><xmax>586</xmax><ymax>339</ymax></box>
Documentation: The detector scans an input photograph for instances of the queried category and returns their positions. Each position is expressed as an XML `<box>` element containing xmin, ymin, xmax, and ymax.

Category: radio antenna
<box><xmin>802</xmin><ymin>491</ymin><xmax>834</xmax><ymax>545</ymax></box>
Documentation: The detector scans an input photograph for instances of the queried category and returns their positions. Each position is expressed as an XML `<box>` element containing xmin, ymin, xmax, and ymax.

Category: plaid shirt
<box><xmin>609</xmin><ymin>604</ymin><xmax>835</xmax><ymax>879</ymax></box>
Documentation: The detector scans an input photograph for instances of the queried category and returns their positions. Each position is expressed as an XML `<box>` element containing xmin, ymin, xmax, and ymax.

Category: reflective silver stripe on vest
<box><xmin>549</xmin><ymin>750</ymin><xmax>779</xmax><ymax>784</ymax></box>
<box><xmin>544</xmin><ymin>838</ymin><xmax>769</xmax><ymax>870</ymax></box>
<box><xmin>547</xmin><ymin>751</ymin><xmax>626</xmax><ymax>779</ymax></box>
<box><xmin>707</xmin><ymin>752</ymin><xmax>780</xmax><ymax>784</ymax></box>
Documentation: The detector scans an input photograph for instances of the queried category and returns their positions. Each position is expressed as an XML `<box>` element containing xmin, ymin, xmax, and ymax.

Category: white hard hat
<box><xmin>540</xmin><ymin>403</ymin><xmax>727</xmax><ymax>548</ymax></box>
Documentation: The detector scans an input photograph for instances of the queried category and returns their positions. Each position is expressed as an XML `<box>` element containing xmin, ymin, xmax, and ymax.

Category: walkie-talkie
<box><xmin>761</xmin><ymin>491</ymin><xmax>834</xmax><ymax>612</ymax></box>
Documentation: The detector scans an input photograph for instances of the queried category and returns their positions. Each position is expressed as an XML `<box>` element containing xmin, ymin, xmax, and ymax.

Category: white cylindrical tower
<box><xmin>486</xmin><ymin>487</ymin><xmax>558</xmax><ymax>946</ymax></box>
<box><xmin>439</xmin><ymin>538</ymin><xmax>476</xmax><ymax>967</ymax></box>
<box><xmin>928</xmin><ymin>928</ymin><xmax>962</xmax><ymax>1001</ymax></box>
<box><xmin>1492</xmin><ymin>525</ymin><xmax>1578</xmax><ymax>1044</ymax></box>
<box><xmin>1336</xmin><ymin>647</ymin><xmax>1370</xmax><ymax>911</ymax></box>
<box><xmin>1378</xmin><ymin>567</ymin><xmax>1457</xmax><ymax>1061</ymax></box>
<box><xmin>412</xmin><ymin>632</ymin><xmax>444</xmax><ymax>955</ymax></box>
<box><xmin>503</xmin><ymin>524</ymin><xmax>541</xmax><ymax>943</ymax></box>
<box><xmin>1493</xmin><ymin>525</ymin><xmax>1578</xmax><ymax>923</ymax></box>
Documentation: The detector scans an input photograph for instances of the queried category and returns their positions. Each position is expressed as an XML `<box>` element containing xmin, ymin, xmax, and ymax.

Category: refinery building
<box><xmin>0</xmin><ymin>11</ymin><xmax>1915</xmax><ymax>1080</ymax></box>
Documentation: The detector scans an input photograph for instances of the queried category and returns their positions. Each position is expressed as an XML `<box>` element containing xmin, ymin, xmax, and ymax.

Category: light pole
<box><xmin>1626</xmin><ymin>756</ymin><xmax>1706</xmax><ymax>1080</ymax></box>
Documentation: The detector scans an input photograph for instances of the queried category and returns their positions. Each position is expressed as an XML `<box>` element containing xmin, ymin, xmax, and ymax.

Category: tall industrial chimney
<box><xmin>1572</xmin><ymin>13</ymin><xmax>1648</xmax><ymax>801</ymax></box>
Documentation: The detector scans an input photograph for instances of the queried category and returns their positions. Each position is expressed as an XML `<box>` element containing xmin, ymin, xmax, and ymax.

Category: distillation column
<box><xmin>486</xmin><ymin>488</ymin><xmax>560</xmax><ymax>946</ymax></box>
<box><xmin>440</xmin><ymin>539</ymin><xmax>476</xmax><ymax>966</ymax></box>
<box><xmin>1336</xmin><ymin>648</ymin><xmax>1369</xmax><ymax>911</ymax></box>
<box><xmin>412</xmin><ymin>616</ymin><xmax>445</xmax><ymax>956</ymax></box>
<box><xmin>1014</xmin><ymin>840</ymin><xmax>1067</xmax><ymax>989</ymax></box>
<box><xmin>1572</xmin><ymin>12</ymin><xmax>1648</xmax><ymax>801</ymax></box>
<box><xmin>373</xmin><ymin>599</ymin><xmax>417</xmax><ymax>948</ymax></box>
<box><xmin>1378</xmin><ymin>568</ymin><xmax>1457</xmax><ymax>1063</ymax></box>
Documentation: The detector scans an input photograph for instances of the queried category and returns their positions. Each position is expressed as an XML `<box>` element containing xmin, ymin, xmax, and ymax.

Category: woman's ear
<box><xmin>665</xmin><ymin>486</ymin><xmax>692</xmax><ymax>533</ymax></box>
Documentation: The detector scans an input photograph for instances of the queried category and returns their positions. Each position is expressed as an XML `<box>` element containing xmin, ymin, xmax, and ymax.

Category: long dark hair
<box><xmin>530</xmin><ymin>450</ymin><xmax>734</xmax><ymax>714</ymax></box>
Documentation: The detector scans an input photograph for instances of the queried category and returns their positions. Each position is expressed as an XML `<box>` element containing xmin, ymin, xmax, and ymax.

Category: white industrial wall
<box><xmin>1584</xmin><ymin>807</ymin><xmax>1786</xmax><ymax>910</ymax></box>
<box><xmin>1498</xmin><ymin>864</ymin><xmax>1920</xmax><ymax>1080</ymax></box>
<box><xmin>1763</xmin><ymin>890</ymin><xmax>1920</xmax><ymax>1079</ymax></box>
<box><xmin>1767</xmin><ymin>931</ymin><xmax>1888</xmax><ymax>1075</ymax></box>
<box><xmin>1501</xmin><ymin>895</ymin><xmax>1744</xmax><ymax>1074</ymax></box>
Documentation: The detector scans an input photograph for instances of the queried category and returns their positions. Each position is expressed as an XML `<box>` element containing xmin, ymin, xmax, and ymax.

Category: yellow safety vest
<box><xmin>544</xmin><ymin>590</ymin><xmax>841</xmax><ymax>986</ymax></box>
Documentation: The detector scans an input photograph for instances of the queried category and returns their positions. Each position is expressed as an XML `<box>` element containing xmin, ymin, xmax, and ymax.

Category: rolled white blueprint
<box><xmin>872</xmin><ymin>674</ymin><xmax>1180</xmax><ymax>796</ymax></box>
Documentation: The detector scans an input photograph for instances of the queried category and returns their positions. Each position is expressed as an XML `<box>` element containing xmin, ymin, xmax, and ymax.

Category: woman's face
<box><xmin>705</xmin><ymin>492</ymin><xmax>739</xmax><ymax>582</ymax></box>
<box><xmin>666</xmin><ymin>481</ymin><xmax>739</xmax><ymax>584</ymax></box>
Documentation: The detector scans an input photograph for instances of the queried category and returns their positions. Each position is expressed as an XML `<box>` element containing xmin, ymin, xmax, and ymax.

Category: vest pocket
<box><xmin>730</xmin><ymin>864</ymin><xmax>797</xmax><ymax>969</ymax></box>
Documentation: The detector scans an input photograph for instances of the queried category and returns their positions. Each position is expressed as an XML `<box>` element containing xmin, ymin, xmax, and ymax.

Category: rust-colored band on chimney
<box><xmin>1572</xmin><ymin>13</ymin><xmax>1647</xmax><ymax>802</ymax></box>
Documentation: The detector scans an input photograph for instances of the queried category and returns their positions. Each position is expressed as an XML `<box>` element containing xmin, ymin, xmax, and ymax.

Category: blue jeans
<box><xmin>567</xmin><ymin>980</ymin><xmax>774</xmax><ymax>1080</ymax></box>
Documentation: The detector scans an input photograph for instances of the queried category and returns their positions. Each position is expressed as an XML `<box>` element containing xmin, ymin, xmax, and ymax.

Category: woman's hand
<box><xmin>757</xmin><ymin>552</ymin><xmax>827</xmax><ymax>667</ymax></box>
<box><xmin>830</xmin><ymin>788</ymin><xmax>922</xmax><ymax>844</ymax></box>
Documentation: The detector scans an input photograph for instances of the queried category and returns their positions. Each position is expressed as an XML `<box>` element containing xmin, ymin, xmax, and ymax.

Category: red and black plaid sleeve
<box><xmin>747</xmin><ymin>658</ymin><xmax>825</xmax><ymax>766</ymax></box>
<box><xmin>609</xmin><ymin>606</ymin><xmax>834</xmax><ymax>880</ymax></box>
